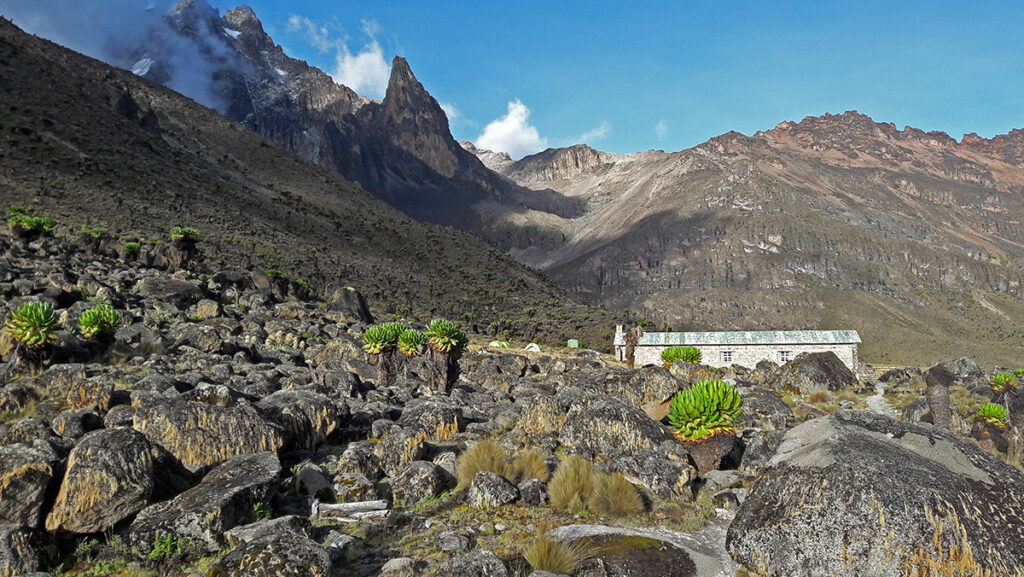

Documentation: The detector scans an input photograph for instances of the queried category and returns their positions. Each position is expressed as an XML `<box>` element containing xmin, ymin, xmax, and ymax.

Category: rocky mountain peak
<box><xmin>168</xmin><ymin>0</ymin><xmax>221</xmax><ymax>36</ymax></box>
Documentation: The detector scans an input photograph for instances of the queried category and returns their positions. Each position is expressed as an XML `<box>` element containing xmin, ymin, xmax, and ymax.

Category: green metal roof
<box><xmin>637</xmin><ymin>330</ymin><xmax>861</xmax><ymax>346</ymax></box>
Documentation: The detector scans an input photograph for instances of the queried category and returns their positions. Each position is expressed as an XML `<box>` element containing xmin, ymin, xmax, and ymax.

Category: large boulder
<box><xmin>133</xmin><ymin>400</ymin><xmax>283</xmax><ymax>471</ymax></box>
<box><xmin>256</xmin><ymin>390</ymin><xmax>341</xmax><ymax>450</ymax></box>
<box><xmin>560</xmin><ymin>399</ymin><xmax>677</xmax><ymax>456</ymax></box>
<box><xmin>136</xmin><ymin>277</ymin><xmax>203</xmax><ymax>308</ymax></box>
<box><xmin>735</xmin><ymin>385</ymin><xmax>794</xmax><ymax>430</ymax></box>
<box><xmin>129</xmin><ymin>452</ymin><xmax>280</xmax><ymax>553</ymax></box>
<box><xmin>548</xmin><ymin>525</ymin><xmax>706</xmax><ymax>577</ymax></box>
<box><xmin>764</xmin><ymin>352</ymin><xmax>856</xmax><ymax>394</ymax></box>
<box><xmin>727</xmin><ymin>411</ymin><xmax>1024</xmax><ymax>576</ymax></box>
<box><xmin>211</xmin><ymin>531</ymin><xmax>332</xmax><ymax>577</ymax></box>
<box><xmin>0</xmin><ymin>444</ymin><xmax>53</xmax><ymax>528</ymax></box>
<box><xmin>45</xmin><ymin>428</ymin><xmax>157</xmax><ymax>533</ymax></box>
<box><xmin>391</xmin><ymin>461</ymin><xmax>450</xmax><ymax>507</ymax></box>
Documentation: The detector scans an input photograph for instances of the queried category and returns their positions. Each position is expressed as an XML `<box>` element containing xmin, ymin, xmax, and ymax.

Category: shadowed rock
<box><xmin>210</xmin><ymin>530</ymin><xmax>331</xmax><ymax>577</ymax></box>
<box><xmin>727</xmin><ymin>411</ymin><xmax>1024</xmax><ymax>576</ymax></box>
<box><xmin>764</xmin><ymin>352</ymin><xmax>857</xmax><ymax>394</ymax></box>
<box><xmin>0</xmin><ymin>445</ymin><xmax>54</xmax><ymax>528</ymax></box>
<box><xmin>129</xmin><ymin>451</ymin><xmax>280</xmax><ymax>554</ymax></box>
<box><xmin>45</xmin><ymin>428</ymin><xmax>156</xmax><ymax>533</ymax></box>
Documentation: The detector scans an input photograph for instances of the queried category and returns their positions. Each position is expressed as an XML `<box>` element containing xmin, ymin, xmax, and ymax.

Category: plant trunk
<box><xmin>426</xmin><ymin>347</ymin><xmax>458</xmax><ymax>396</ymax></box>
<box><xmin>370</xmin><ymin>349</ymin><xmax>401</xmax><ymax>388</ymax></box>
<box><xmin>679</xmin><ymin>431</ymin><xmax>736</xmax><ymax>475</ymax></box>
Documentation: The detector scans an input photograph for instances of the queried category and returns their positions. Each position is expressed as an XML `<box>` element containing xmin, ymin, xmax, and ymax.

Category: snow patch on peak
<box><xmin>131</xmin><ymin>58</ymin><xmax>155</xmax><ymax>76</ymax></box>
<box><xmin>275</xmin><ymin>68</ymin><xmax>287</xmax><ymax>76</ymax></box>
<box><xmin>223</xmin><ymin>28</ymin><xmax>241</xmax><ymax>39</ymax></box>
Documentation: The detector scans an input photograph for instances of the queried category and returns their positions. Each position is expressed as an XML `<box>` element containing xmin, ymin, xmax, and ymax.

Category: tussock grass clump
<box><xmin>589</xmin><ymin>472</ymin><xmax>644</xmax><ymax>517</ymax></box>
<box><xmin>510</xmin><ymin>449</ymin><xmax>550</xmax><ymax>483</ymax></box>
<box><xmin>548</xmin><ymin>455</ymin><xmax>596</xmax><ymax>513</ymax></box>
<box><xmin>456</xmin><ymin>440</ymin><xmax>510</xmax><ymax>488</ymax></box>
<box><xmin>808</xmin><ymin>390</ymin><xmax>831</xmax><ymax>403</ymax></box>
<box><xmin>523</xmin><ymin>535</ymin><xmax>596</xmax><ymax>575</ymax></box>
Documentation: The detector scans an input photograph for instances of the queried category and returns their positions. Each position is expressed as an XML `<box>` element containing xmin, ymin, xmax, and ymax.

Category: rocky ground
<box><xmin>0</xmin><ymin>228</ymin><xmax>1022</xmax><ymax>577</ymax></box>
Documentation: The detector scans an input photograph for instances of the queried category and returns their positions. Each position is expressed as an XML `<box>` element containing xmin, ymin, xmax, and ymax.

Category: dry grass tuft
<box><xmin>456</xmin><ymin>440</ymin><xmax>510</xmax><ymax>488</ymax></box>
<box><xmin>548</xmin><ymin>455</ymin><xmax>596</xmax><ymax>513</ymax></box>
<box><xmin>901</xmin><ymin>505</ymin><xmax>1024</xmax><ymax>577</ymax></box>
<box><xmin>510</xmin><ymin>449</ymin><xmax>550</xmax><ymax>483</ymax></box>
<box><xmin>589</xmin><ymin>472</ymin><xmax>644</xmax><ymax>517</ymax></box>
<box><xmin>808</xmin><ymin>390</ymin><xmax>831</xmax><ymax>403</ymax></box>
<box><xmin>523</xmin><ymin>534</ymin><xmax>597</xmax><ymax>574</ymax></box>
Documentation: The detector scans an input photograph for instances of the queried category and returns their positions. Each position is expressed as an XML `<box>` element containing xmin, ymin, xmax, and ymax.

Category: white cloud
<box><xmin>439</xmin><ymin>101</ymin><xmax>460</xmax><ymax>123</ymax></box>
<box><xmin>476</xmin><ymin>99</ymin><xmax>548</xmax><ymax>160</ymax></box>
<box><xmin>577</xmin><ymin>121</ymin><xmax>611</xmax><ymax>144</ymax></box>
<box><xmin>286</xmin><ymin>15</ymin><xmax>336</xmax><ymax>53</ymax></box>
<box><xmin>286</xmin><ymin>15</ymin><xmax>391</xmax><ymax>99</ymax></box>
<box><xmin>331</xmin><ymin>20</ymin><xmax>390</xmax><ymax>99</ymax></box>
<box><xmin>655</xmin><ymin>119</ymin><xmax>669</xmax><ymax>140</ymax></box>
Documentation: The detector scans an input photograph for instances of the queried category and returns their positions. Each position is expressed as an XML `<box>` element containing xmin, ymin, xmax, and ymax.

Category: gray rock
<box><xmin>606</xmin><ymin>449</ymin><xmax>696</xmax><ymax>499</ymax></box>
<box><xmin>224</xmin><ymin>515</ymin><xmax>311</xmax><ymax>547</ymax></box>
<box><xmin>379</xmin><ymin>557</ymin><xmax>416</xmax><ymax>576</ymax></box>
<box><xmin>133</xmin><ymin>400</ymin><xmax>284</xmax><ymax>472</ymax></box>
<box><xmin>737</xmin><ymin>429</ymin><xmax>786</xmax><ymax>473</ymax></box>
<box><xmin>136</xmin><ymin>277</ymin><xmax>203</xmax><ymax>308</ymax></box>
<box><xmin>548</xmin><ymin>525</ymin><xmax>699</xmax><ymax>577</ymax></box>
<box><xmin>439</xmin><ymin>549</ymin><xmax>508</xmax><ymax>577</ymax></box>
<box><xmin>711</xmin><ymin>488</ymin><xmax>748</xmax><ymax>510</ymax></box>
<box><xmin>45</xmin><ymin>428</ymin><xmax>157</xmax><ymax>533</ymax></box>
<box><xmin>948</xmin><ymin>357</ymin><xmax>984</xmax><ymax>384</ymax></box>
<box><xmin>727</xmin><ymin>411</ymin><xmax>1024</xmax><ymax>576</ymax></box>
<box><xmin>374</xmin><ymin>428</ymin><xmax>428</xmax><ymax>477</ymax></box>
<box><xmin>396</xmin><ymin>398</ymin><xmax>464</xmax><ymax>437</ymax></box>
<box><xmin>518</xmin><ymin>478</ymin><xmax>548</xmax><ymax>507</ymax></box>
<box><xmin>437</xmin><ymin>531</ymin><xmax>471</xmax><ymax>553</ymax></box>
<box><xmin>698</xmin><ymin>470</ymin><xmax>743</xmax><ymax>494</ymax></box>
<box><xmin>735</xmin><ymin>385</ymin><xmax>793</xmax><ymax>430</ymax></box>
<box><xmin>324</xmin><ymin>530</ymin><xmax>360</xmax><ymax>562</ymax></box>
<box><xmin>256</xmin><ymin>389</ymin><xmax>341</xmax><ymax>450</ymax></box>
<box><xmin>292</xmin><ymin>463</ymin><xmax>333</xmax><ymax>500</ymax></box>
<box><xmin>468</xmin><ymin>471</ymin><xmax>519</xmax><ymax>508</ymax></box>
<box><xmin>392</xmin><ymin>461</ymin><xmax>448</xmax><ymax>507</ymax></box>
<box><xmin>332</xmin><ymin>472</ymin><xmax>378</xmax><ymax>502</ymax></box>
<box><xmin>49</xmin><ymin>407</ymin><xmax>103</xmax><ymax>439</ymax></box>
<box><xmin>764</xmin><ymin>352</ymin><xmax>857</xmax><ymax>394</ymax></box>
<box><xmin>0</xmin><ymin>444</ymin><xmax>53</xmax><ymax>528</ymax></box>
<box><xmin>129</xmin><ymin>452</ymin><xmax>280</xmax><ymax>553</ymax></box>
<box><xmin>337</xmin><ymin>440</ymin><xmax>383</xmax><ymax>480</ymax></box>
<box><xmin>0</xmin><ymin>524</ymin><xmax>54</xmax><ymax>577</ymax></box>
<box><xmin>560</xmin><ymin>399</ymin><xmax>677</xmax><ymax>457</ymax></box>
<box><xmin>211</xmin><ymin>531</ymin><xmax>331</xmax><ymax>577</ymax></box>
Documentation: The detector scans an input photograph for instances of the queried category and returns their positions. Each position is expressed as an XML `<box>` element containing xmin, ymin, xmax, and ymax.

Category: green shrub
<box><xmin>78</xmin><ymin>304</ymin><xmax>120</xmax><ymax>338</ymax></box>
<box><xmin>251</xmin><ymin>502</ymin><xmax>271</xmax><ymax>522</ymax></box>
<box><xmin>523</xmin><ymin>535</ymin><xmax>596</xmax><ymax>574</ymax></box>
<box><xmin>79</xmin><ymin>225</ymin><xmax>105</xmax><ymax>238</ymax></box>
<box><xmin>148</xmin><ymin>534</ymin><xmax>184</xmax><ymax>561</ymax></box>
<box><xmin>668</xmin><ymin>379</ymin><xmax>744</xmax><ymax>441</ymax></box>
<box><xmin>8</xmin><ymin>214</ymin><xmax>55</xmax><ymax>234</ymax></box>
<box><xmin>991</xmin><ymin>371</ymin><xmax>1018</xmax><ymax>394</ymax></box>
<box><xmin>425</xmin><ymin>318</ymin><xmax>468</xmax><ymax>355</ymax></box>
<box><xmin>662</xmin><ymin>346</ymin><xmax>701</xmax><ymax>365</ymax></box>
<box><xmin>548</xmin><ymin>455</ymin><xmax>595</xmax><ymax>513</ymax></box>
<box><xmin>977</xmin><ymin>403</ymin><xmax>1009</xmax><ymax>428</ymax></box>
<box><xmin>510</xmin><ymin>449</ymin><xmax>549</xmax><ymax>483</ymax></box>
<box><xmin>123</xmin><ymin>242</ymin><xmax>141</xmax><ymax>254</ymax></box>
<box><xmin>397</xmin><ymin>328</ymin><xmax>426</xmax><ymax>357</ymax></box>
<box><xmin>169</xmin><ymin>226</ymin><xmax>201</xmax><ymax>242</ymax></box>
<box><xmin>4</xmin><ymin>302</ymin><xmax>59</xmax><ymax>348</ymax></box>
<box><xmin>589</xmin><ymin>472</ymin><xmax>644</xmax><ymax>517</ymax></box>
<box><xmin>456</xmin><ymin>440</ymin><xmax>509</xmax><ymax>488</ymax></box>
<box><xmin>266</xmin><ymin>269</ymin><xmax>282</xmax><ymax>278</ymax></box>
<box><xmin>362</xmin><ymin>322</ymin><xmax>405</xmax><ymax>354</ymax></box>
<box><xmin>7</xmin><ymin>206</ymin><xmax>26</xmax><ymax>216</ymax></box>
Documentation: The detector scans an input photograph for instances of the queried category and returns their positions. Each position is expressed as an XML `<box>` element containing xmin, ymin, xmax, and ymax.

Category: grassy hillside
<box><xmin>0</xmin><ymin>18</ymin><xmax>611</xmax><ymax>346</ymax></box>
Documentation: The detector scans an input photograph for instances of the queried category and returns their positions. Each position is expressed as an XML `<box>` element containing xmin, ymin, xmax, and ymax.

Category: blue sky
<box><xmin>4</xmin><ymin>1</ymin><xmax>1024</xmax><ymax>158</ymax></box>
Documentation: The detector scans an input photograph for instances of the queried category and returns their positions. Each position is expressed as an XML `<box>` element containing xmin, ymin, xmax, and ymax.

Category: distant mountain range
<box><xmin>6</xmin><ymin>1</ymin><xmax>1024</xmax><ymax>365</ymax></box>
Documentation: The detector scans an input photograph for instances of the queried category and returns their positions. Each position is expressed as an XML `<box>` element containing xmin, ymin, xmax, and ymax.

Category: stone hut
<box><xmin>613</xmin><ymin>327</ymin><xmax>861</xmax><ymax>371</ymax></box>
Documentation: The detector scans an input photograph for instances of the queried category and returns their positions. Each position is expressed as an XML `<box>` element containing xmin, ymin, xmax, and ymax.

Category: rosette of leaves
<box><xmin>123</xmin><ymin>242</ymin><xmax>141</xmax><ymax>254</ymax></box>
<box><xmin>4</xmin><ymin>302</ymin><xmax>59</xmax><ymax>348</ymax></box>
<box><xmin>78</xmin><ymin>304</ymin><xmax>121</xmax><ymax>338</ymax></box>
<box><xmin>991</xmin><ymin>371</ymin><xmax>1018</xmax><ymax>394</ymax></box>
<box><xmin>977</xmin><ymin>403</ymin><xmax>1009</xmax><ymax>428</ymax></box>
<box><xmin>398</xmin><ymin>328</ymin><xmax>426</xmax><ymax>357</ymax></box>
<box><xmin>662</xmin><ymin>345</ymin><xmax>702</xmax><ymax>365</ymax></box>
<box><xmin>8</xmin><ymin>214</ymin><xmax>55</xmax><ymax>236</ymax></box>
<box><xmin>668</xmin><ymin>379</ymin><xmax>744</xmax><ymax>441</ymax></box>
<box><xmin>362</xmin><ymin>322</ymin><xmax>405</xmax><ymax>354</ymax></box>
<box><xmin>425</xmin><ymin>319</ymin><xmax>468</xmax><ymax>355</ymax></box>
<box><xmin>169</xmin><ymin>226</ymin><xmax>201</xmax><ymax>243</ymax></box>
